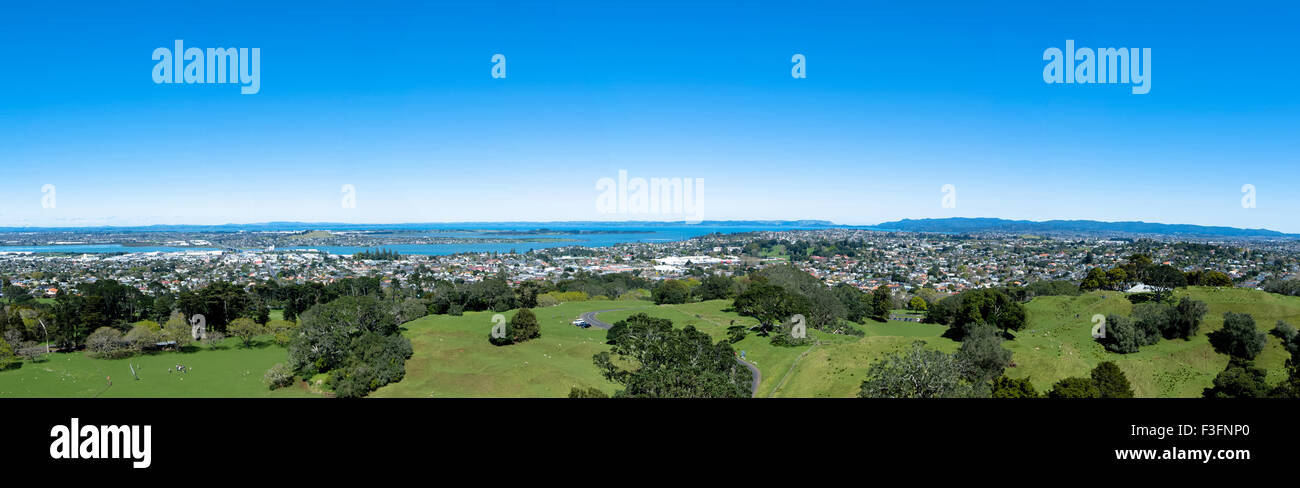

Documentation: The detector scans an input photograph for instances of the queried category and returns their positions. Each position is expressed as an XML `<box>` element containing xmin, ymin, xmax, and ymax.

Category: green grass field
<box><xmin>369</xmin><ymin>300</ymin><xmax>630</xmax><ymax>398</ymax></box>
<box><xmin>0</xmin><ymin>335</ymin><xmax>316</xmax><ymax>398</ymax></box>
<box><xmin>4</xmin><ymin>287</ymin><xmax>1297</xmax><ymax>398</ymax></box>
<box><xmin>772</xmin><ymin>287</ymin><xmax>1300</xmax><ymax>398</ymax></box>
<box><xmin>371</xmin><ymin>298</ymin><xmax>843</xmax><ymax>398</ymax></box>
<box><xmin>1000</xmin><ymin>287</ymin><xmax>1300</xmax><ymax>397</ymax></box>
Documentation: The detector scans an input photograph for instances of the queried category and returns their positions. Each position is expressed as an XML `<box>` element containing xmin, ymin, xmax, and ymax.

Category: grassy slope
<box><xmin>772</xmin><ymin>320</ymin><xmax>959</xmax><ymax>397</ymax></box>
<box><xmin>6</xmin><ymin>287</ymin><xmax>1294</xmax><ymax>398</ymax></box>
<box><xmin>776</xmin><ymin>287</ymin><xmax>1300</xmax><ymax>398</ymax></box>
<box><xmin>1004</xmin><ymin>288</ymin><xmax>1300</xmax><ymax>397</ymax></box>
<box><xmin>592</xmin><ymin>300</ymin><xmax>835</xmax><ymax>398</ymax></box>
<box><xmin>0</xmin><ymin>336</ymin><xmax>316</xmax><ymax>398</ymax></box>
<box><xmin>371</xmin><ymin>299</ymin><xmax>831</xmax><ymax>398</ymax></box>
<box><xmin>370</xmin><ymin>301</ymin><xmax>629</xmax><ymax>398</ymax></box>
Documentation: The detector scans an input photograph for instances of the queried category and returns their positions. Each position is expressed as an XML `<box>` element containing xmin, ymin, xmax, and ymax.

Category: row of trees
<box><xmin>1080</xmin><ymin>254</ymin><xmax>1231</xmax><ymax>299</ymax></box>
<box><xmin>1021</xmin><ymin>362</ymin><xmax>1135</xmax><ymax>398</ymax></box>
<box><xmin>728</xmin><ymin>264</ymin><xmax>883</xmax><ymax>342</ymax></box>
<box><xmin>1262</xmin><ymin>278</ymin><xmax>1300</xmax><ymax>297</ymax></box>
<box><xmin>859</xmin><ymin>340</ymin><xmax>1139</xmax><ymax>399</ymax></box>
<box><xmin>926</xmin><ymin>288</ymin><xmax>1028</xmax><ymax>339</ymax></box>
<box><xmin>37</xmin><ymin>280</ymin><xmax>273</xmax><ymax>351</ymax></box>
<box><xmin>256</xmin><ymin>278</ymin><xmax>385</xmax><ymax>321</ymax></box>
<box><xmin>353</xmin><ymin>248</ymin><xmax>402</xmax><ymax>261</ymax></box>
<box><xmin>423</xmin><ymin>272</ymin><xmax>657</xmax><ymax>316</ymax></box>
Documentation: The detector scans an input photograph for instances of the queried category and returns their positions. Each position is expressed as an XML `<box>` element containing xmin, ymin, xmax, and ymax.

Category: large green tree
<box><xmin>651</xmin><ymin>280</ymin><xmax>691</xmax><ymax>305</ymax></box>
<box><xmin>594</xmin><ymin>313</ymin><xmax>750</xmax><ymax>398</ymax></box>
<box><xmin>1208</xmin><ymin>312</ymin><xmax>1267</xmax><ymax>360</ymax></box>
<box><xmin>287</xmin><ymin>295</ymin><xmax>411</xmax><ymax>398</ymax></box>
<box><xmin>858</xmin><ymin>341</ymin><xmax>976</xmax><ymax>398</ymax></box>
<box><xmin>1048</xmin><ymin>377</ymin><xmax>1100</xmax><ymax>398</ymax></box>
<box><xmin>1147</xmin><ymin>265</ymin><xmax>1188</xmax><ymax>302</ymax></box>
<box><xmin>953</xmin><ymin>288</ymin><xmax>1026</xmax><ymax>339</ymax></box>
<box><xmin>990</xmin><ymin>375</ymin><xmax>1038</xmax><ymax>398</ymax></box>
<box><xmin>732</xmin><ymin>282</ymin><xmax>810</xmax><ymax>335</ymax></box>
<box><xmin>869</xmin><ymin>286</ymin><xmax>892</xmax><ymax>322</ymax></box>
<box><xmin>696</xmin><ymin>274</ymin><xmax>737</xmax><ymax>301</ymax></box>
<box><xmin>491</xmin><ymin>308</ymin><xmax>540</xmax><ymax>345</ymax></box>
<box><xmin>1167</xmin><ymin>296</ymin><xmax>1209</xmax><ymax>340</ymax></box>
<box><xmin>955</xmin><ymin>324</ymin><xmax>1012</xmax><ymax>383</ymax></box>
<box><xmin>1091</xmin><ymin>361</ymin><xmax>1134</xmax><ymax>398</ymax></box>
<box><xmin>1203</xmin><ymin>359</ymin><xmax>1270</xmax><ymax>398</ymax></box>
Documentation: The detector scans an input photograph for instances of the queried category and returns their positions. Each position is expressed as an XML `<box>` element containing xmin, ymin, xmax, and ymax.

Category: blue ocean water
<box><xmin>285</xmin><ymin>225</ymin><xmax>821</xmax><ymax>255</ymax></box>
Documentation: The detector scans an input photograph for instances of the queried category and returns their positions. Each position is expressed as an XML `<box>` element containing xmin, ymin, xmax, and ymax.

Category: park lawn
<box><xmin>595</xmin><ymin>300</ymin><xmax>880</xmax><ymax>397</ymax></box>
<box><xmin>369</xmin><ymin>300</ymin><xmax>640</xmax><ymax>398</ymax></box>
<box><xmin>0</xmin><ymin>335</ymin><xmax>316</xmax><ymax>398</ymax></box>
<box><xmin>760</xmin><ymin>244</ymin><xmax>788</xmax><ymax>259</ymax></box>
<box><xmin>372</xmin><ymin>299</ymin><xmax>825</xmax><ymax>398</ymax></box>
<box><xmin>759</xmin><ymin>287</ymin><xmax>1300</xmax><ymax>398</ymax></box>
<box><xmin>17</xmin><ymin>286</ymin><xmax>1290</xmax><ymax>399</ymax></box>
<box><xmin>1002</xmin><ymin>288</ymin><xmax>1300</xmax><ymax>397</ymax></box>
<box><xmin>771</xmin><ymin>319</ymin><xmax>959</xmax><ymax>397</ymax></box>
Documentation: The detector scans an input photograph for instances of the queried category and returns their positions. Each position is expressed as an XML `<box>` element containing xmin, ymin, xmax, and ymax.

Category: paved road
<box><xmin>579</xmin><ymin>309</ymin><xmax>762</xmax><ymax>397</ymax></box>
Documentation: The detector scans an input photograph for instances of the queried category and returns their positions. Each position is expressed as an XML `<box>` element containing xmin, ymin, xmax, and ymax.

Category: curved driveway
<box><xmin>579</xmin><ymin>309</ymin><xmax>762</xmax><ymax>397</ymax></box>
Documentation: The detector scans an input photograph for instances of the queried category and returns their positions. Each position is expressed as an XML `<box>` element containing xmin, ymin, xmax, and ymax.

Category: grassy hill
<box><xmin>1002</xmin><ymin>287</ymin><xmax>1300</xmax><ymax>397</ymax></box>
<box><xmin>768</xmin><ymin>287</ymin><xmax>1300</xmax><ymax>398</ymax></box>
<box><xmin>370</xmin><ymin>298</ymin><xmax>859</xmax><ymax>398</ymax></box>
<box><xmin>369</xmin><ymin>301</ymin><xmax>625</xmax><ymax>398</ymax></box>
<box><xmin>771</xmin><ymin>320</ymin><xmax>959</xmax><ymax>397</ymax></box>
<box><xmin>5</xmin><ymin>287</ymin><xmax>1296</xmax><ymax>398</ymax></box>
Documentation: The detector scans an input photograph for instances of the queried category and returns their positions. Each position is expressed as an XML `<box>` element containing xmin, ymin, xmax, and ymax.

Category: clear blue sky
<box><xmin>1</xmin><ymin>1</ymin><xmax>1297</xmax><ymax>231</ymax></box>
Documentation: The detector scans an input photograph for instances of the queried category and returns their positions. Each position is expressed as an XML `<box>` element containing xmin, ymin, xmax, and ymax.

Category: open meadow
<box><xmin>0</xmin><ymin>335</ymin><xmax>317</xmax><ymax>398</ymax></box>
<box><xmin>4</xmin><ymin>287</ymin><xmax>1297</xmax><ymax>398</ymax></box>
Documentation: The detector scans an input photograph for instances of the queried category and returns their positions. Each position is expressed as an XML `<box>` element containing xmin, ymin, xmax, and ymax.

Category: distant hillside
<box><xmin>875</xmin><ymin>218</ymin><xmax>1295</xmax><ymax>238</ymax></box>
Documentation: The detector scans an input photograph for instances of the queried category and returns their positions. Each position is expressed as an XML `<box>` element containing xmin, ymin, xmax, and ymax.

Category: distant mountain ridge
<box><xmin>874</xmin><ymin>218</ymin><xmax>1296</xmax><ymax>238</ymax></box>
